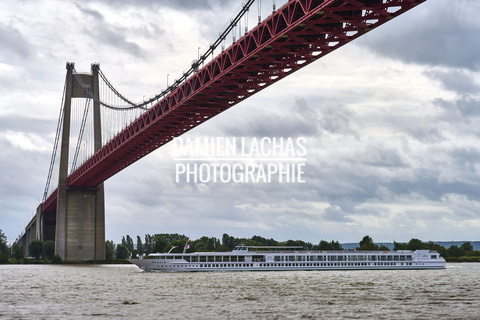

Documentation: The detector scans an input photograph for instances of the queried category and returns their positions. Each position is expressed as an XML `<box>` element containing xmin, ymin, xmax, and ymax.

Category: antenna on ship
<box><xmin>183</xmin><ymin>239</ymin><xmax>190</xmax><ymax>254</ymax></box>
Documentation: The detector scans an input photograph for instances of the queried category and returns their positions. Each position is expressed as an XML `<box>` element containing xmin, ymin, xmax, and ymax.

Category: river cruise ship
<box><xmin>128</xmin><ymin>245</ymin><xmax>446</xmax><ymax>272</ymax></box>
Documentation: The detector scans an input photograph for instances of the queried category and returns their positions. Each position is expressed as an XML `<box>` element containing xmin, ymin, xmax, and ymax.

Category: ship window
<box><xmin>252</xmin><ymin>255</ymin><xmax>265</xmax><ymax>262</ymax></box>
<box><xmin>208</xmin><ymin>256</ymin><xmax>214</xmax><ymax>262</ymax></box>
<box><xmin>406</xmin><ymin>255</ymin><xmax>412</xmax><ymax>261</ymax></box>
<box><xmin>431</xmin><ymin>255</ymin><xmax>437</xmax><ymax>259</ymax></box>
<box><xmin>183</xmin><ymin>256</ymin><xmax>190</xmax><ymax>262</ymax></box>
<box><xmin>215</xmin><ymin>256</ymin><xmax>222</xmax><ymax>262</ymax></box>
<box><xmin>387</xmin><ymin>256</ymin><xmax>393</xmax><ymax>261</ymax></box>
<box><xmin>238</xmin><ymin>256</ymin><xmax>245</xmax><ymax>262</ymax></box>
<box><xmin>231</xmin><ymin>256</ymin><xmax>238</xmax><ymax>262</ymax></box>
<box><xmin>394</xmin><ymin>255</ymin><xmax>399</xmax><ymax>261</ymax></box>
<box><xmin>399</xmin><ymin>256</ymin><xmax>405</xmax><ymax>261</ymax></box>
<box><xmin>200</xmin><ymin>256</ymin><xmax>206</xmax><ymax>262</ymax></box>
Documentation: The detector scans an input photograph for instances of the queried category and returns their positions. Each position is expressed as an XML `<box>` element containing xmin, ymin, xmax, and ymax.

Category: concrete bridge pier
<box><xmin>55</xmin><ymin>186</ymin><xmax>105</xmax><ymax>261</ymax></box>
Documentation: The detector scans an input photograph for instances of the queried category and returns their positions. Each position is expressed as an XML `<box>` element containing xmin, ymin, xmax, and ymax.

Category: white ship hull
<box><xmin>129</xmin><ymin>246</ymin><xmax>446</xmax><ymax>272</ymax></box>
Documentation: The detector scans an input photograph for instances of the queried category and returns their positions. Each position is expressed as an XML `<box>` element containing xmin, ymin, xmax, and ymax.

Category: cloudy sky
<box><xmin>1</xmin><ymin>0</ymin><xmax>479</xmax><ymax>245</ymax></box>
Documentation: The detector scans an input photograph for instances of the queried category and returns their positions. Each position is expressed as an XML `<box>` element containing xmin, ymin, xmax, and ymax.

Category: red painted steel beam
<box><xmin>43</xmin><ymin>0</ymin><xmax>426</xmax><ymax>211</ymax></box>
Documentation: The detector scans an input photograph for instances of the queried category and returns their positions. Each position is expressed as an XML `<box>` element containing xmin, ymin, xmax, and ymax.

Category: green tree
<box><xmin>0</xmin><ymin>229</ymin><xmax>8</xmax><ymax>263</ymax></box>
<box><xmin>406</xmin><ymin>238</ymin><xmax>425</xmax><ymax>250</ymax></box>
<box><xmin>122</xmin><ymin>235</ymin><xmax>134</xmax><ymax>256</ymax></box>
<box><xmin>115</xmin><ymin>244</ymin><xmax>129</xmax><ymax>259</ymax></box>
<box><xmin>51</xmin><ymin>254</ymin><xmax>62</xmax><ymax>264</ymax></box>
<box><xmin>318</xmin><ymin>240</ymin><xmax>333</xmax><ymax>250</ymax></box>
<box><xmin>446</xmin><ymin>245</ymin><xmax>465</xmax><ymax>258</ymax></box>
<box><xmin>43</xmin><ymin>240</ymin><xmax>55</xmax><ymax>260</ymax></box>
<box><xmin>250</xmin><ymin>235</ymin><xmax>278</xmax><ymax>246</ymax></box>
<box><xmin>152</xmin><ymin>233</ymin><xmax>188</xmax><ymax>245</ymax></box>
<box><xmin>359</xmin><ymin>235</ymin><xmax>373</xmax><ymax>247</ymax></box>
<box><xmin>126</xmin><ymin>235</ymin><xmax>134</xmax><ymax>254</ymax></box>
<box><xmin>28</xmin><ymin>239</ymin><xmax>44</xmax><ymax>260</ymax></box>
<box><xmin>285</xmin><ymin>239</ymin><xmax>310</xmax><ymax>249</ymax></box>
<box><xmin>358</xmin><ymin>235</ymin><xmax>379</xmax><ymax>250</ymax></box>
<box><xmin>425</xmin><ymin>242</ymin><xmax>447</xmax><ymax>258</ymax></box>
<box><xmin>460</xmin><ymin>242</ymin><xmax>474</xmax><ymax>252</ymax></box>
<box><xmin>245</xmin><ymin>238</ymin><xmax>265</xmax><ymax>246</ymax></box>
<box><xmin>465</xmin><ymin>250</ymin><xmax>480</xmax><ymax>257</ymax></box>
<box><xmin>144</xmin><ymin>234</ymin><xmax>153</xmax><ymax>255</ymax></box>
<box><xmin>222</xmin><ymin>233</ymin><xmax>235</xmax><ymax>250</ymax></box>
<box><xmin>136</xmin><ymin>236</ymin><xmax>144</xmax><ymax>255</ymax></box>
<box><xmin>105</xmin><ymin>240</ymin><xmax>115</xmax><ymax>260</ymax></box>
<box><xmin>214</xmin><ymin>244</ymin><xmax>230</xmax><ymax>252</ymax></box>
<box><xmin>393</xmin><ymin>241</ymin><xmax>407</xmax><ymax>251</ymax></box>
<box><xmin>152</xmin><ymin>238</ymin><xmax>167</xmax><ymax>253</ymax></box>
<box><xmin>192</xmin><ymin>236</ymin><xmax>219</xmax><ymax>251</ymax></box>
<box><xmin>11</xmin><ymin>242</ymin><xmax>25</xmax><ymax>260</ymax></box>
<box><xmin>330</xmin><ymin>240</ymin><xmax>343</xmax><ymax>250</ymax></box>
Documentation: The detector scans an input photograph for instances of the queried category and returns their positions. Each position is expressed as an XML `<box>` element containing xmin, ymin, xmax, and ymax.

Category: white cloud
<box><xmin>2</xmin><ymin>131</ymin><xmax>51</xmax><ymax>152</ymax></box>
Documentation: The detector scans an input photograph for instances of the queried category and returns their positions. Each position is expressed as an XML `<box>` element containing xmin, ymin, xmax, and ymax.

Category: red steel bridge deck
<box><xmin>43</xmin><ymin>0</ymin><xmax>426</xmax><ymax>212</ymax></box>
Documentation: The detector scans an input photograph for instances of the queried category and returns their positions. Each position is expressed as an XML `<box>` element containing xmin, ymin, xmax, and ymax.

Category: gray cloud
<box><xmin>79</xmin><ymin>0</ymin><xmax>236</xmax><ymax>11</ymax></box>
<box><xmin>435</xmin><ymin>95</ymin><xmax>480</xmax><ymax>122</ymax></box>
<box><xmin>424</xmin><ymin>69</ymin><xmax>480</xmax><ymax>95</ymax></box>
<box><xmin>218</xmin><ymin>97</ymin><xmax>361</xmax><ymax>140</ymax></box>
<box><xmin>323</xmin><ymin>205</ymin><xmax>352</xmax><ymax>222</ymax></box>
<box><xmin>0</xmin><ymin>116</ymin><xmax>56</xmax><ymax>134</ymax></box>
<box><xmin>74</xmin><ymin>2</ymin><xmax>104</xmax><ymax>19</ymax></box>
<box><xmin>404</xmin><ymin>127</ymin><xmax>445</xmax><ymax>144</ymax></box>
<box><xmin>74</xmin><ymin>3</ymin><xmax>146</xmax><ymax>58</ymax></box>
<box><xmin>0</xmin><ymin>23</ymin><xmax>32</xmax><ymax>62</ymax></box>
<box><xmin>362</xmin><ymin>1</ymin><xmax>480</xmax><ymax>70</ymax></box>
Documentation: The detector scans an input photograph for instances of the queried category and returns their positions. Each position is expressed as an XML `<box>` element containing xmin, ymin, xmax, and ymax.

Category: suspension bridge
<box><xmin>16</xmin><ymin>0</ymin><xmax>427</xmax><ymax>260</ymax></box>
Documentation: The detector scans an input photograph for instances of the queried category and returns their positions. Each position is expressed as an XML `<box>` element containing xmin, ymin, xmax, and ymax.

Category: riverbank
<box><xmin>2</xmin><ymin>256</ymin><xmax>480</xmax><ymax>265</ymax></box>
<box><xmin>1</xmin><ymin>258</ymin><xmax>131</xmax><ymax>265</ymax></box>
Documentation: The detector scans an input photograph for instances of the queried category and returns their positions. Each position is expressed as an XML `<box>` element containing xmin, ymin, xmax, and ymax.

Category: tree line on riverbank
<box><xmin>110</xmin><ymin>233</ymin><xmax>480</xmax><ymax>262</ymax></box>
<box><xmin>1</xmin><ymin>228</ymin><xmax>479</xmax><ymax>263</ymax></box>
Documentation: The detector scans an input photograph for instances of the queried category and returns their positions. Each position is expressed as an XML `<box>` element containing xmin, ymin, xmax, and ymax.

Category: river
<box><xmin>1</xmin><ymin>263</ymin><xmax>479</xmax><ymax>319</ymax></box>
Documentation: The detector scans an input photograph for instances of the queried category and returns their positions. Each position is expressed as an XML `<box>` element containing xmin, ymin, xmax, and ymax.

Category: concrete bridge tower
<box><xmin>55</xmin><ymin>63</ymin><xmax>105</xmax><ymax>261</ymax></box>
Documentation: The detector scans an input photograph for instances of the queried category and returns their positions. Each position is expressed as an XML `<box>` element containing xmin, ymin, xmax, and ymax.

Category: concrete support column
<box><xmin>54</xmin><ymin>63</ymin><xmax>74</xmax><ymax>259</ymax></box>
<box><xmin>91</xmin><ymin>63</ymin><xmax>105</xmax><ymax>260</ymax></box>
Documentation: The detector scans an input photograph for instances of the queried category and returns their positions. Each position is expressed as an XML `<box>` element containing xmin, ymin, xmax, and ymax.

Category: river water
<box><xmin>1</xmin><ymin>263</ymin><xmax>479</xmax><ymax>319</ymax></box>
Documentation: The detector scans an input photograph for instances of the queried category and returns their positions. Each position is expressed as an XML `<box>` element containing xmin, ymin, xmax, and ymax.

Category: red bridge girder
<box><xmin>43</xmin><ymin>0</ymin><xmax>426</xmax><ymax>212</ymax></box>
